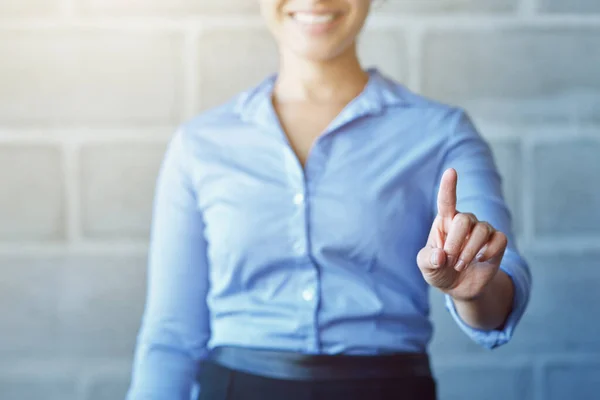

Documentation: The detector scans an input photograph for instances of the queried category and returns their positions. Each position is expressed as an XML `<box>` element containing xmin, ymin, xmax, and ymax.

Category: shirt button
<box><xmin>302</xmin><ymin>287</ymin><xmax>315</xmax><ymax>302</ymax></box>
<box><xmin>293</xmin><ymin>193</ymin><xmax>305</xmax><ymax>205</ymax></box>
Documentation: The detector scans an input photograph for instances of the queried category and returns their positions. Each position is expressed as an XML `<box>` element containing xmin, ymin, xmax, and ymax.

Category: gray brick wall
<box><xmin>0</xmin><ymin>1</ymin><xmax>598</xmax><ymax>399</ymax></box>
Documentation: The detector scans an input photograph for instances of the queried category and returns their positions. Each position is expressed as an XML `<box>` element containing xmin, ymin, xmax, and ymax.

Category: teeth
<box><xmin>292</xmin><ymin>12</ymin><xmax>336</xmax><ymax>25</ymax></box>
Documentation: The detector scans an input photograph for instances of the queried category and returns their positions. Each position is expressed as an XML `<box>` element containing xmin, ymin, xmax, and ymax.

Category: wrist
<box><xmin>449</xmin><ymin>270</ymin><xmax>515</xmax><ymax>331</ymax></box>
<box><xmin>448</xmin><ymin>268</ymin><xmax>504</xmax><ymax>304</ymax></box>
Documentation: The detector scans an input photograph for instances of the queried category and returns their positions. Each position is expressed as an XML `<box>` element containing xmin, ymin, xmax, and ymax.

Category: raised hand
<box><xmin>417</xmin><ymin>168</ymin><xmax>508</xmax><ymax>301</ymax></box>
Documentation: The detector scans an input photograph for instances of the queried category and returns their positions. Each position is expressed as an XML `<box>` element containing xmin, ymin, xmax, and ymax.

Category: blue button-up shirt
<box><xmin>127</xmin><ymin>68</ymin><xmax>531</xmax><ymax>399</ymax></box>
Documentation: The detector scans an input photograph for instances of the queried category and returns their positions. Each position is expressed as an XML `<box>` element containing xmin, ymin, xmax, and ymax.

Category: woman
<box><xmin>127</xmin><ymin>1</ymin><xmax>531</xmax><ymax>399</ymax></box>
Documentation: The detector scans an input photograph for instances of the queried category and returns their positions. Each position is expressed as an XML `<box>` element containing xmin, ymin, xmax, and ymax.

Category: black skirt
<box><xmin>197</xmin><ymin>347</ymin><xmax>437</xmax><ymax>400</ymax></box>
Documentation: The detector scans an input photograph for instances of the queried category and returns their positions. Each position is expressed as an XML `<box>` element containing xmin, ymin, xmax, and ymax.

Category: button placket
<box><xmin>290</xmin><ymin>185</ymin><xmax>308</xmax><ymax>257</ymax></box>
<box><xmin>280</xmin><ymin>140</ymin><xmax>322</xmax><ymax>351</ymax></box>
<box><xmin>302</xmin><ymin>280</ymin><xmax>320</xmax><ymax>353</ymax></box>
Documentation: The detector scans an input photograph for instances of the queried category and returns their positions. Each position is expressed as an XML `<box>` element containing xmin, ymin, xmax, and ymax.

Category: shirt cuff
<box><xmin>444</xmin><ymin>254</ymin><xmax>531</xmax><ymax>349</ymax></box>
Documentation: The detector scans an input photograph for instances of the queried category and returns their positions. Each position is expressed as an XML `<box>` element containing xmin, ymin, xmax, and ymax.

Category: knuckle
<box><xmin>477</xmin><ymin>221</ymin><xmax>493</xmax><ymax>236</ymax></box>
<box><xmin>466</xmin><ymin>213</ymin><xmax>478</xmax><ymax>224</ymax></box>
<box><xmin>453</xmin><ymin>213</ymin><xmax>472</xmax><ymax>229</ymax></box>
<box><xmin>474</xmin><ymin>221</ymin><xmax>487</xmax><ymax>233</ymax></box>
<box><xmin>497</xmin><ymin>231</ymin><xmax>508</xmax><ymax>246</ymax></box>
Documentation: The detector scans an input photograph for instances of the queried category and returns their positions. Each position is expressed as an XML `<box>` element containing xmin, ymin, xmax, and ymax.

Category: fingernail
<box><xmin>476</xmin><ymin>245</ymin><xmax>488</xmax><ymax>261</ymax></box>
<box><xmin>431</xmin><ymin>250</ymin><xmax>439</xmax><ymax>267</ymax></box>
<box><xmin>447</xmin><ymin>255</ymin><xmax>457</xmax><ymax>268</ymax></box>
<box><xmin>454</xmin><ymin>259</ymin><xmax>465</xmax><ymax>272</ymax></box>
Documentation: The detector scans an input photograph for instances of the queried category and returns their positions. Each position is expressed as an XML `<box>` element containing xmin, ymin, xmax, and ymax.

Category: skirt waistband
<box><xmin>204</xmin><ymin>346</ymin><xmax>432</xmax><ymax>381</ymax></box>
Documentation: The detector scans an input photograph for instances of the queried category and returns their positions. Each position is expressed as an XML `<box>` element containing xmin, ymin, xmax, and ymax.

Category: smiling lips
<box><xmin>292</xmin><ymin>12</ymin><xmax>338</xmax><ymax>24</ymax></box>
<box><xmin>288</xmin><ymin>11</ymin><xmax>343</xmax><ymax>34</ymax></box>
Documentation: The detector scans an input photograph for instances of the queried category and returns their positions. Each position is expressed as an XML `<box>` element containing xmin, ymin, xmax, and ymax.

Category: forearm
<box><xmin>127</xmin><ymin>341</ymin><xmax>199</xmax><ymax>400</ymax></box>
<box><xmin>451</xmin><ymin>269</ymin><xmax>515</xmax><ymax>331</ymax></box>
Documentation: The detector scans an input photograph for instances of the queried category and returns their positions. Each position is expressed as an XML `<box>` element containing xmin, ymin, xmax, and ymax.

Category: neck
<box><xmin>273</xmin><ymin>43</ymin><xmax>369</xmax><ymax>104</ymax></box>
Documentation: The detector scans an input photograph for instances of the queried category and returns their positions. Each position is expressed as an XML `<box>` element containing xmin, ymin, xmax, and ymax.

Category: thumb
<box><xmin>417</xmin><ymin>246</ymin><xmax>447</xmax><ymax>271</ymax></box>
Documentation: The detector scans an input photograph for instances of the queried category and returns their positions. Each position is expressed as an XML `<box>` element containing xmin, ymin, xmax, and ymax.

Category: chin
<box><xmin>281</xmin><ymin>31</ymin><xmax>356</xmax><ymax>62</ymax></box>
<box><xmin>289</xmin><ymin>43</ymin><xmax>348</xmax><ymax>62</ymax></box>
<box><xmin>277</xmin><ymin>9</ymin><xmax>363</xmax><ymax>63</ymax></box>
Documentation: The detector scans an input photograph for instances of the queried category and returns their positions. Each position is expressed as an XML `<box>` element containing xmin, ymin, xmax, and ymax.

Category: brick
<box><xmin>422</xmin><ymin>28</ymin><xmax>600</xmax><ymax>123</ymax></box>
<box><xmin>83</xmin><ymin>0</ymin><xmax>258</xmax><ymax>15</ymax></box>
<box><xmin>434</xmin><ymin>365</ymin><xmax>533</xmax><ymax>400</ymax></box>
<box><xmin>58</xmin><ymin>256</ymin><xmax>146</xmax><ymax>357</ymax></box>
<box><xmin>505</xmin><ymin>251</ymin><xmax>600</xmax><ymax>353</ymax></box>
<box><xmin>0</xmin><ymin>31</ymin><xmax>183</xmax><ymax>125</ymax></box>
<box><xmin>0</xmin><ymin>145</ymin><xmax>64</xmax><ymax>241</ymax></box>
<box><xmin>0</xmin><ymin>0</ymin><xmax>60</xmax><ymax>16</ymax></box>
<box><xmin>545</xmin><ymin>362</ymin><xmax>600</xmax><ymax>400</ymax></box>
<box><xmin>533</xmin><ymin>140</ymin><xmax>600</xmax><ymax>237</ymax></box>
<box><xmin>198</xmin><ymin>29</ymin><xmax>278</xmax><ymax>110</ymax></box>
<box><xmin>358</xmin><ymin>30</ymin><xmax>408</xmax><ymax>83</ymax></box>
<box><xmin>541</xmin><ymin>0</ymin><xmax>600</xmax><ymax>13</ymax></box>
<box><xmin>0</xmin><ymin>255</ymin><xmax>146</xmax><ymax>358</ymax></box>
<box><xmin>488</xmin><ymin>140</ymin><xmax>522</xmax><ymax>236</ymax></box>
<box><xmin>374</xmin><ymin>0</ymin><xmax>517</xmax><ymax>13</ymax></box>
<box><xmin>0</xmin><ymin>257</ymin><xmax>61</xmax><ymax>356</ymax></box>
<box><xmin>80</xmin><ymin>143</ymin><xmax>165</xmax><ymax>239</ymax></box>
<box><xmin>0</xmin><ymin>376</ymin><xmax>76</xmax><ymax>400</ymax></box>
<box><xmin>86</xmin><ymin>375</ymin><xmax>130</xmax><ymax>400</ymax></box>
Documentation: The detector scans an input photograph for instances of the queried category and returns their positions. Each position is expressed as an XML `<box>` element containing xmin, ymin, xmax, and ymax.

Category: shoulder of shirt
<box><xmin>175</xmin><ymin>71</ymin><xmax>471</xmax><ymax>142</ymax></box>
<box><xmin>376</xmin><ymin>72</ymin><xmax>475</xmax><ymax>136</ymax></box>
<box><xmin>177</xmin><ymin>96</ymin><xmax>245</xmax><ymax>140</ymax></box>
<box><xmin>175</xmin><ymin>74</ymin><xmax>275</xmax><ymax>144</ymax></box>
<box><xmin>376</xmin><ymin>72</ymin><xmax>462</xmax><ymax>114</ymax></box>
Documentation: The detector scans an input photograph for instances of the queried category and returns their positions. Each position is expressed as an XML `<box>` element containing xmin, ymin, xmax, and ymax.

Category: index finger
<box><xmin>437</xmin><ymin>168</ymin><xmax>458</xmax><ymax>218</ymax></box>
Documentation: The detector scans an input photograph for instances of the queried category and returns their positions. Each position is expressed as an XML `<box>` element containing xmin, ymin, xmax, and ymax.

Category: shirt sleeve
<box><xmin>127</xmin><ymin>128</ymin><xmax>211</xmax><ymax>399</ymax></box>
<box><xmin>435</xmin><ymin>109</ymin><xmax>532</xmax><ymax>350</ymax></box>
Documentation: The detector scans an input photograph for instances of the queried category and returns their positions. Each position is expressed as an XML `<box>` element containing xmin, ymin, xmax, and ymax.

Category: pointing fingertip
<box><xmin>445</xmin><ymin>168</ymin><xmax>457</xmax><ymax>177</ymax></box>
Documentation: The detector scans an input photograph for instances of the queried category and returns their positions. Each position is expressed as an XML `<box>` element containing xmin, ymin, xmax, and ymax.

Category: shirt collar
<box><xmin>234</xmin><ymin>68</ymin><xmax>408</xmax><ymax>130</ymax></box>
